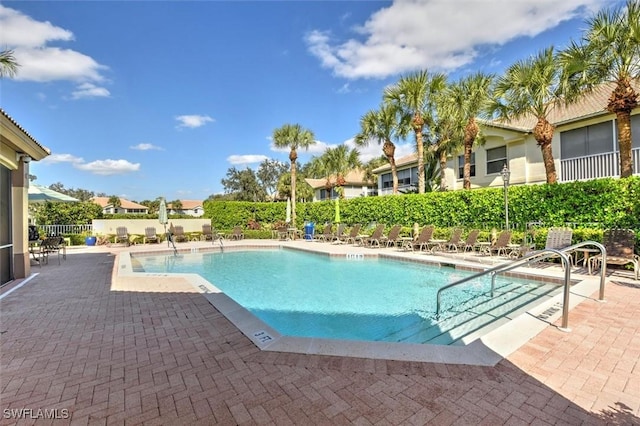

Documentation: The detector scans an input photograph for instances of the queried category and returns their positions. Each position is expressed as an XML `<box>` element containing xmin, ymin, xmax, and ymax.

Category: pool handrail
<box><xmin>436</xmin><ymin>241</ymin><xmax>606</xmax><ymax>330</ymax></box>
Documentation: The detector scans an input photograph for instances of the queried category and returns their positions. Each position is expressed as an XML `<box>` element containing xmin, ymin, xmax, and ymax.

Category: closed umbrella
<box><xmin>285</xmin><ymin>198</ymin><xmax>291</xmax><ymax>224</ymax></box>
<box><xmin>28</xmin><ymin>184</ymin><xmax>79</xmax><ymax>203</ymax></box>
<box><xmin>159</xmin><ymin>198</ymin><xmax>169</xmax><ymax>246</ymax></box>
<box><xmin>334</xmin><ymin>198</ymin><xmax>341</xmax><ymax>223</ymax></box>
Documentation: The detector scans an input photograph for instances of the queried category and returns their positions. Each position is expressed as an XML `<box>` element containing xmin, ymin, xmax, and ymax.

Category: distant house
<box><xmin>92</xmin><ymin>197</ymin><xmax>149</xmax><ymax>214</ymax></box>
<box><xmin>167</xmin><ymin>200</ymin><xmax>204</xmax><ymax>217</ymax></box>
<box><xmin>373</xmin><ymin>83</ymin><xmax>640</xmax><ymax>194</ymax></box>
<box><xmin>304</xmin><ymin>169</ymin><xmax>377</xmax><ymax>201</ymax></box>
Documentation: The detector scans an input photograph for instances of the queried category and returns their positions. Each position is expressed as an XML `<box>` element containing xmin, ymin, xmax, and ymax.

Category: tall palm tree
<box><xmin>0</xmin><ymin>49</ymin><xmax>19</xmax><ymax>78</ymax></box>
<box><xmin>450</xmin><ymin>72</ymin><xmax>494</xmax><ymax>189</ymax></box>
<box><xmin>487</xmin><ymin>47</ymin><xmax>563</xmax><ymax>184</ymax></box>
<box><xmin>272</xmin><ymin>124</ymin><xmax>315</xmax><ymax>224</ymax></box>
<box><xmin>354</xmin><ymin>103</ymin><xmax>407</xmax><ymax>194</ymax></box>
<box><xmin>324</xmin><ymin>145</ymin><xmax>361</xmax><ymax>198</ymax></box>
<box><xmin>559</xmin><ymin>0</ymin><xmax>640</xmax><ymax>178</ymax></box>
<box><xmin>384</xmin><ymin>70</ymin><xmax>447</xmax><ymax>194</ymax></box>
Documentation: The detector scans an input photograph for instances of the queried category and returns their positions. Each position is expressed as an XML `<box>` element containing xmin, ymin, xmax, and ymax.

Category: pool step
<box><xmin>383</xmin><ymin>281</ymin><xmax>561</xmax><ymax>345</ymax></box>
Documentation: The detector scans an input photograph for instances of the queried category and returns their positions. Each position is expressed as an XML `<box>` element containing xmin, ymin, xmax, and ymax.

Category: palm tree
<box><xmin>354</xmin><ymin>103</ymin><xmax>407</xmax><ymax>194</ymax></box>
<box><xmin>0</xmin><ymin>49</ymin><xmax>19</xmax><ymax>78</ymax></box>
<box><xmin>108</xmin><ymin>195</ymin><xmax>121</xmax><ymax>213</ymax></box>
<box><xmin>384</xmin><ymin>70</ymin><xmax>447</xmax><ymax>194</ymax></box>
<box><xmin>487</xmin><ymin>47</ymin><xmax>563</xmax><ymax>184</ymax></box>
<box><xmin>272</xmin><ymin>124</ymin><xmax>315</xmax><ymax>224</ymax></box>
<box><xmin>450</xmin><ymin>72</ymin><xmax>494</xmax><ymax>189</ymax></box>
<box><xmin>324</xmin><ymin>145</ymin><xmax>361</xmax><ymax>198</ymax></box>
<box><xmin>559</xmin><ymin>0</ymin><xmax>640</xmax><ymax>178</ymax></box>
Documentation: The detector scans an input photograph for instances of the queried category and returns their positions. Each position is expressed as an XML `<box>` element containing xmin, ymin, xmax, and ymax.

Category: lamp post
<box><xmin>500</xmin><ymin>164</ymin><xmax>511</xmax><ymax>230</ymax></box>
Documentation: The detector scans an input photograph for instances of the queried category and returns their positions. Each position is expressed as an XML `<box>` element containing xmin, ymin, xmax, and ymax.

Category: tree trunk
<box><xmin>383</xmin><ymin>141</ymin><xmax>398</xmax><ymax>194</ymax></box>
<box><xmin>289</xmin><ymin>148</ymin><xmax>298</xmax><ymax>224</ymax></box>
<box><xmin>413</xmin><ymin>114</ymin><xmax>425</xmax><ymax>194</ymax></box>
<box><xmin>533</xmin><ymin>117</ymin><xmax>557</xmax><ymax>184</ymax></box>
<box><xmin>463</xmin><ymin>118</ymin><xmax>479</xmax><ymax>190</ymax></box>
<box><xmin>607</xmin><ymin>78</ymin><xmax>638</xmax><ymax>178</ymax></box>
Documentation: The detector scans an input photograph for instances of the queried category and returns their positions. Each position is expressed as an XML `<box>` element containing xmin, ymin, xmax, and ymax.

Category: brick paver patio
<box><xmin>1</xmin><ymin>242</ymin><xmax>639</xmax><ymax>425</ymax></box>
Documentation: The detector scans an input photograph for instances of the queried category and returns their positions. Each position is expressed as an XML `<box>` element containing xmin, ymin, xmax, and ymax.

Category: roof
<box><xmin>168</xmin><ymin>200</ymin><xmax>203</xmax><ymax>210</ymax></box>
<box><xmin>305</xmin><ymin>169</ymin><xmax>373</xmax><ymax>189</ymax></box>
<box><xmin>372</xmin><ymin>153</ymin><xmax>418</xmax><ymax>173</ymax></box>
<box><xmin>485</xmin><ymin>80</ymin><xmax>640</xmax><ymax>131</ymax></box>
<box><xmin>92</xmin><ymin>197</ymin><xmax>148</xmax><ymax>210</ymax></box>
<box><xmin>0</xmin><ymin>107</ymin><xmax>51</xmax><ymax>159</ymax></box>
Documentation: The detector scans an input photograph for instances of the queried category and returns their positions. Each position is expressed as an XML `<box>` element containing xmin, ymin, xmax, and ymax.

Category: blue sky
<box><xmin>1</xmin><ymin>0</ymin><xmax>618</xmax><ymax>202</ymax></box>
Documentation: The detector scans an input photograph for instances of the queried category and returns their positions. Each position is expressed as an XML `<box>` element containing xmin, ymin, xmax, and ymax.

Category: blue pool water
<box><xmin>133</xmin><ymin>249</ymin><xmax>552</xmax><ymax>344</ymax></box>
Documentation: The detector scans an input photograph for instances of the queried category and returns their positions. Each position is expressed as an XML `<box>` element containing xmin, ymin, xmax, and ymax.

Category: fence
<box><xmin>38</xmin><ymin>224</ymin><xmax>92</xmax><ymax>236</ymax></box>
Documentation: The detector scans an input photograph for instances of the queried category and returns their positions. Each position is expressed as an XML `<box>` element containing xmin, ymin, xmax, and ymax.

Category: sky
<box><xmin>0</xmin><ymin>0</ymin><xmax>621</xmax><ymax>202</ymax></box>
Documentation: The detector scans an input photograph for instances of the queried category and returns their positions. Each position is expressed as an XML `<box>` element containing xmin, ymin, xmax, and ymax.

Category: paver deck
<box><xmin>1</xmin><ymin>239</ymin><xmax>639</xmax><ymax>425</ymax></box>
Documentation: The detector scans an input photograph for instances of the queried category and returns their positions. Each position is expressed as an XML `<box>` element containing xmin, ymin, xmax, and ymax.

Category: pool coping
<box><xmin>118</xmin><ymin>243</ymin><xmax>602</xmax><ymax>366</ymax></box>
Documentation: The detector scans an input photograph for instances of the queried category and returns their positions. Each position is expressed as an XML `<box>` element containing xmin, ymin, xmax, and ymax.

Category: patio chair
<box><xmin>362</xmin><ymin>224</ymin><xmax>386</xmax><ymax>248</ymax></box>
<box><xmin>536</xmin><ymin>227</ymin><xmax>573</xmax><ymax>263</ymax></box>
<box><xmin>379</xmin><ymin>224</ymin><xmax>402</xmax><ymax>248</ymax></box>
<box><xmin>314</xmin><ymin>224</ymin><xmax>333</xmax><ymax>242</ymax></box>
<box><xmin>404</xmin><ymin>225</ymin><xmax>435</xmax><ymax>252</ymax></box>
<box><xmin>172</xmin><ymin>225</ymin><xmax>188</xmax><ymax>242</ymax></box>
<box><xmin>39</xmin><ymin>235</ymin><xmax>66</xmax><ymax>265</ymax></box>
<box><xmin>480</xmin><ymin>231</ymin><xmax>512</xmax><ymax>256</ymax></box>
<box><xmin>341</xmin><ymin>224</ymin><xmax>362</xmax><ymax>245</ymax></box>
<box><xmin>590</xmin><ymin>229</ymin><xmax>639</xmax><ymax>280</ymax></box>
<box><xmin>443</xmin><ymin>227</ymin><xmax>464</xmax><ymax>252</ymax></box>
<box><xmin>230</xmin><ymin>226</ymin><xmax>244</xmax><ymax>240</ymax></box>
<box><xmin>201</xmin><ymin>224</ymin><xmax>214</xmax><ymax>241</ymax></box>
<box><xmin>115</xmin><ymin>226</ymin><xmax>130</xmax><ymax>246</ymax></box>
<box><xmin>144</xmin><ymin>227</ymin><xmax>159</xmax><ymax>244</ymax></box>
<box><xmin>330</xmin><ymin>223</ymin><xmax>347</xmax><ymax>243</ymax></box>
<box><xmin>454</xmin><ymin>229</ymin><xmax>480</xmax><ymax>253</ymax></box>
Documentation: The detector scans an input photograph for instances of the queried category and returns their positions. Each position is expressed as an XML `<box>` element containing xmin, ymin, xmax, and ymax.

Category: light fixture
<box><xmin>16</xmin><ymin>153</ymin><xmax>32</xmax><ymax>163</ymax></box>
<box><xmin>500</xmin><ymin>164</ymin><xmax>510</xmax><ymax>230</ymax></box>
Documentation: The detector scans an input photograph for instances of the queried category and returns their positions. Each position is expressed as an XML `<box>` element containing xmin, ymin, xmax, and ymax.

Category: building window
<box><xmin>630</xmin><ymin>115</ymin><xmax>640</xmax><ymax>149</ymax></box>
<box><xmin>561</xmin><ymin>121</ymin><xmax>614</xmax><ymax>159</ymax></box>
<box><xmin>457</xmin><ymin>153</ymin><xmax>476</xmax><ymax>179</ymax></box>
<box><xmin>486</xmin><ymin>146</ymin><xmax>507</xmax><ymax>174</ymax></box>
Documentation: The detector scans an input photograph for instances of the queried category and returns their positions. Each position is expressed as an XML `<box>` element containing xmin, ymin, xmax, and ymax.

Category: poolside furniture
<box><xmin>454</xmin><ymin>229</ymin><xmax>480</xmax><ymax>252</ymax></box>
<box><xmin>362</xmin><ymin>224</ymin><xmax>386</xmax><ymax>248</ymax></box>
<box><xmin>115</xmin><ymin>227</ymin><xmax>130</xmax><ymax>246</ymax></box>
<box><xmin>404</xmin><ymin>225</ymin><xmax>435</xmax><ymax>252</ymax></box>
<box><xmin>536</xmin><ymin>227</ymin><xmax>573</xmax><ymax>263</ymax></box>
<box><xmin>276</xmin><ymin>226</ymin><xmax>289</xmax><ymax>240</ymax></box>
<box><xmin>442</xmin><ymin>227</ymin><xmax>464</xmax><ymax>252</ymax></box>
<box><xmin>341</xmin><ymin>224</ymin><xmax>362</xmax><ymax>245</ymax></box>
<box><xmin>144</xmin><ymin>227</ymin><xmax>159</xmax><ymax>244</ymax></box>
<box><xmin>479</xmin><ymin>231</ymin><xmax>512</xmax><ymax>256</ymax></box>
<box><xmin>379</xmin><ymin>224</ymin><xmax>402</xmax><ymax>248</ymax></box>
<box><xmin>590</xmin><ymin>228</ymin><xmax>639</xmax><ymax>280</ymax></box>
<box><xmin>330</xmin><ymin>223</ymin><xmax>347</xmax><ymax>243</ymax></box>
<box><xmin>230</xmin><ymin>226</ymin><xmax>244</xmax><ymax>240</ymax></box>
<box><xmin>314</xmin><ymin>224</ymin><xmax>333</xmax><ymax>242</ymax></box>
<box><xmin>39</xmin><ymin>235</ymin><xmax>66</xmax><ymax>265</ymax></box>
<box><xmin>201</xmin><ymin>224</ymin><xmax>214</xmax><ymax>241</ymax></box>
<box><xmin>172</xmin><ymin>226</ymin><xmax>188</xmax><ymax>242</ymax></box>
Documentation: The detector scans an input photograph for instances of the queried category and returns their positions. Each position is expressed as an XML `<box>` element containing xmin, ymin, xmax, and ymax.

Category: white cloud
<box><xmin>175</xmin><ymin>114</ymin><xmax>214</xmax><ymax>129</ymax></box>
<box><xmin>0</xmin><ymin>5</ymin><xmax>108</xmax><ymax>84</ymax></box>
<box><xmin>71</xmin><ymin>82</ymin><xmax>110</xmax><ymax>99</ymax></box>
<box><xmin>344</xmin><ymin>137</ymin><xmax>414</xmax><ymax>162</ymax></box>
<box><xmin>39</xmin><ymin>153</ymin><xmax>84</xmax><ymax>164</ymax></box>
<box><xmin>130</xmin><ymin>143</ymin><xmax>163</xmax><ymax>151</ymax></box>
<box><xmin>306</xmin><ymin>0</ymin><xmax>605</xmax><ymax>79</ymax></box>
<box><xmin>74</xmin><ymin>159</ymin><xmax>140</xmax><ymax>175</ymax></box>
<box><xmin>227</xmin><ymin>154</ymin><xmax>269</xmax><ymax>165</ymax></box>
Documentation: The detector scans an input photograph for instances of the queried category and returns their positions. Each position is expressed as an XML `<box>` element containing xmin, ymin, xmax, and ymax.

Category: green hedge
<box><xmin>205</xmin><ymin>177</ymin><xmax>640</xmax><ymax>232</ymax></box>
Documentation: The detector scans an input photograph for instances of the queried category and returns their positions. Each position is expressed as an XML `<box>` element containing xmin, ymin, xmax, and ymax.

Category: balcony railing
<box><xmin>560</xmin><ymin>148</ymin><xmax>640</xmax><ymax>182</ymax></box>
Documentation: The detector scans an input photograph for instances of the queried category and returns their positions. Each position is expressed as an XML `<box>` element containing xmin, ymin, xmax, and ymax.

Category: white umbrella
<box><xmin>28</xmin><ymin>184</ymin><xmax>79</xmax><ymax>203</ymax></box>
<box><xmin>159</xmin><ymin>198</ymin><xmax>169</xmax><ymax>247</ymax></box>
<box><xmin>285</xmin><ymin>198</ymin><xmax>291</xmax><ymax>224</ymax></box>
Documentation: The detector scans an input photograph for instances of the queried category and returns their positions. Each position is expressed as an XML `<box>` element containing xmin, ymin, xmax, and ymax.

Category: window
<box><xmin>457</xmin><ymin>153</ymin><xmax>476</xmax><ymax>179</ymax></box>
<box><xmin>381</xmin><ymin>167</ymin><xmax>418</xmax><ymax>189</ymax></box>
<box><xmin>561</xmin><ymin>121</ymin><xmax>614</xmax><ymax>159</ymax></box>
<box><xmin>486</xmin><ymin>146</ymin><xmax>507</xmax><ymax>174</ymax></box>
<box><xmin>631</xmin><ymin>115</ymin><xmax>640</xmax><ymax>149</ymax></box>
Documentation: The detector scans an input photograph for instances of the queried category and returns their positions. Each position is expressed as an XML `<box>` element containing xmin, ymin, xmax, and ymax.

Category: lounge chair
<box><xmin>379</xmin><ymin>224</ymin><xmax>402</xmax><ymax>248</ymax></box>
<box><xmin>480</xmin><ymin>231</ymin><xmax>512</xmax><ymax>256</ymax></box>
<box><xmin>201</xmin><ymin>224</ymin><xmax>214</xmax><ymax>241</ymax></box>
<box><xmin>341</xmin><ymin>224</ymin><xmax>362</xmax><ymax>245</ymax></box>
<box><xmin>172</xmin><ymin>225</ymin><xmax>188</xmax><ymax>242</ymax></box>
<box><xmin>362</xmin><ymin>224</ymin><xmax>386</xmax><ymax>248</ymax></box>
<box><xmin>144</xmin><ymin>227</ymin><xmax>159</xmax><ymax>244</ymax></box>
<box><xmin>443</xmin><ymin>227</ymin><xmax>464</xmax><ymax>252</ymax></box>
<box><xmin>590</xmin><ymin>229</ymin><xmax>639</xmax><ymax>280</ymax></box>
<box><xmin>314</xmin><ymin>224</ymin><xmax>333</xmax><ymax>242</ymax></box>
<box><xmin>230</xmin><ymin>226</ymin><xmax>244</xmax><ymax>240</ymax></box>
<box><xmin>454</xmin><ymin>229</ymin><xmax>480</xmax><ymax>252</ymax></box>
<box><xmin>115</xmin><ymin>227</ymin><xmax>130</xmax><ymax>246</ymax></box>
<box><xmin>404</xmin><ymin>225</ymin><xmax>435</xmax><ymax>252</ymax></box>
<box><xmin>276</xmin><ymin>226</ymin><xmax>289</xmax><ymax>240</ymax></box>
<box><xmin>330</xmin><ymin>223</ymin><xmax>347</xmax><ymax>243</ymax></box>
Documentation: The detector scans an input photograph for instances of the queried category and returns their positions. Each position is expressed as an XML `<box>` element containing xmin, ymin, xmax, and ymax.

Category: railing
<box><xmin>37</xmin><ymin>224</ymin><xmax>92</xmax><ymax>235</ymax></box>
<box><xmin>436</xmin><ymin>241</ymin><xmax>606</xmax><ymax>330</ymax></box>
<box><xmin>560</xmin><ymin>148</ymin><xmax>640</xmax><ymax>182</ymax></box>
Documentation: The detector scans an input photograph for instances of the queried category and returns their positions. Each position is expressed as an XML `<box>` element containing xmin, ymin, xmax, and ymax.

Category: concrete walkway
<box><xmin>1</xmin><ymin>240</ymin><xmax>639</xmax><ymax>425</ymax></box>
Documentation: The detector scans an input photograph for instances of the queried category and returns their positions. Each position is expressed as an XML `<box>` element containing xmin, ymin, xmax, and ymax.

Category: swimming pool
<box><xmin>131</xmin><ymin>248</ymin><xmax>560</xmax><ymax>345</ymax></box>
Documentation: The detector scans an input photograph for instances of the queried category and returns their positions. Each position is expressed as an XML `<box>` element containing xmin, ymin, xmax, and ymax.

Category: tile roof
<box><xmin>168</xmin><ymin>200</ymin><xmax>203</xmax><ymax>210</ymax></box>
<box><xmin>372</xmin><ymin>153</ymin><xmax>418</xmax><ymax>173</ymax></box>
<box><xmin>1</xmin><ymin>107</ymin><xmax>51</xmax><ymax>155</ymax></box>
<box><xmin>304</xmin><ymin>169</ymin><xmax>373</xmax><ymax>189</ymax></box>
<box><xmin>91</xmin><ymin>197</ymin><xmax>148</xmax><ymax>210</ymax></box>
